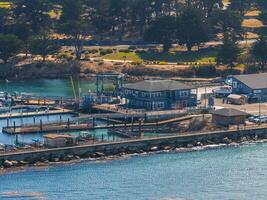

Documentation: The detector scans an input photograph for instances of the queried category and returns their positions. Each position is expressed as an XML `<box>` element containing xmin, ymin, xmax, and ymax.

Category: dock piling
<box><xmin>40</xmin><ymin>119</ymin><xmax>43</xmax><ymax>132</ymax></box>
<box><xmin>7</xmin><ymin>118</ymin><xmax>9</xmax><ymax>128</ymax></box>
<box><xmin>13</xmin><ymin>121</ymin><xmax>16</xmax><ymax>133</ymax></box>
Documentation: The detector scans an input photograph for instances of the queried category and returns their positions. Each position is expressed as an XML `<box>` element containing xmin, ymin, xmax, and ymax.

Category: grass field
<box><xmin>103</xmin><ymin>47</ymin><xmax>217</xmax><ymax>65</ymax></box>
<box><xmin>0</xmin><ymin>2</ymin><xmax>11</xmax><ymax>9</ymax></box>
<box><xmin>103</xmin><ymin>52</ymin><xmax>143</xmax><ymax>63</ymax></box>
<box><xmin>138</xmin><ymin>47</ymin><xmax>217</xmax><ymax>63</ymax></box>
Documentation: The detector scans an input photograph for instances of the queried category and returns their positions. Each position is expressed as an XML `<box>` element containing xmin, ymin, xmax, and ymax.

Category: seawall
<box><xmin>1</xmin><ymin>126</ymin><xmax>267</xmax><ymax>164</ymax></box>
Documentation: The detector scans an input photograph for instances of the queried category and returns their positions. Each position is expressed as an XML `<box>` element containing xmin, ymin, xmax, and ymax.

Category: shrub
<box><xmin>193</xmin><ymin>65</ymin><xmax>217</xmax><ymax>78</ymax></box>
<box><xmin>159</xmin><ymin>61</ymin><xmax>168</xmax><ymax>65</ymax></box>
<box><xmin>244</xmin><ymin>64</ymin><xmax>260</xmax><ymax>74</ymax></box>
<box><xmin>188</xmin><ymin>118</ymin><xmax>207</xmax><ymax>131</ymax></box>
<box><xmin>99</xmin><ymin>48</ymin><xmax>113</xmax><ymax>56</ymax></box>
<box><xmin>119</xmin><ymin>49</ymin><xmax>130</xmax><ymax>53</ymax></box>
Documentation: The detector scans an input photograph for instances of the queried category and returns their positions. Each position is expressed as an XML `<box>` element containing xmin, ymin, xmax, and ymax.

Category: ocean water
<box><xmin>0</xmin><ymin>143</ymin><xmax>267</xmax><ymax>200</ymax></box>
<box><xmin>0</xmin><ymin>79</ymin><xmax>112</xmax><ymax>97</ymax></box>
<box><xmin>0</xmin><ymin>79</ymin><xmax>266</xmax><ymax>200</ymax></box>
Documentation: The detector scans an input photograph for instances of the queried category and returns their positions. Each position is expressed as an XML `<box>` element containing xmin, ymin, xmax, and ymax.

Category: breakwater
<box><xmin>1</xmin><ymin>126</ymin><xmax>267</xmax><ymax>169</ymax></box>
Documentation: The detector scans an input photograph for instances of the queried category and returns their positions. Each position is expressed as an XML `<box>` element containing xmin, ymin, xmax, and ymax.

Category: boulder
<box><xmin>11</xmin><ymin>160</ymin><xmax>18</xmax><ymax>167</ymax></box>
<box><xmin>18</xmin><ymin>161</ymin><xmax>28</xmax><ymax>166</ymax></box>
<box><xmin>3</xmin><ymin>160</ymin><xmax>13</xmax><ymax>168</ymax></box>
<box><xmin>150</xmin><ymin>146</ymin><xmax>158</xmax><ymax>151</ymax></box>
<box><xmin>187</xmin><ymin>143</ymin><xmax>194</xmax><ymax>148</ymax></box>
<box><xmin>223</xmin><ymin>137</ymin><xmax>231</xmax><ymax>144</ymax></box>
<box><xmin>163</xmin><ymin>146</ymin><xmax>171</xmax><ymax>150</ymax></box>
<box><xmin>95</xmin><ymin>152</ymin><xmax>105</xmax><ymax>157</ymax></box>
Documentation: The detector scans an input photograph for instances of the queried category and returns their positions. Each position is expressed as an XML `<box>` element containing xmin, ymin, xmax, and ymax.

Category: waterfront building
<box><xmin>211</xmin><ymin>108</ymin><xmax>248</xmax><ymax>126</ymax></box>
<box><xmin>231</xmin><ymin>73</ymin><xmax>267</xmax><ymax>101</ymax></box>
<box><xmin>44</xmin><ymin>134</ymin><xmax>77</xmax><ymax>148</ymax></box>
<box><xmin>122</xmin><ymin>79</ymin><xmax>197</xmax><ymax>110</ymax></box>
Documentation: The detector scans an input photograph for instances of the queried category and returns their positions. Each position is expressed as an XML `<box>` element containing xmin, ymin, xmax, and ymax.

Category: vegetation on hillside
<box><xmin>0</xmin><ymin>0</ymin><xmax>267</xmax><ymax>79</ymax></box>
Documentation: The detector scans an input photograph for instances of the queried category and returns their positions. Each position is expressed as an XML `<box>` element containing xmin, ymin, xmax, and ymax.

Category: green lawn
<box><xmin>103</xmin><ymin>48</ymin><xmax>218</xmax><ymax>65</ymax></box>
<box><xmin>138</xmin><ymin>47</ymin><xmax>218</xmax><ymax>64</ymax></box>
<box><xmin>0</xmin><ymin>2</ymin><xmax>12</xmax><ymax>9</ymax></box>
<box><xmin>103</xmin><ymin>52</ymin><xmax>143</xmax><ymax>63</ymax></box>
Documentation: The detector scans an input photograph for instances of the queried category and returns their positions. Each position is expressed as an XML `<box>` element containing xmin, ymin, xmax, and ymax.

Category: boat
<box><xmin>212</xmin><ymin>86</ymin><xmax>232</xmax><ymax>98</ymax></box>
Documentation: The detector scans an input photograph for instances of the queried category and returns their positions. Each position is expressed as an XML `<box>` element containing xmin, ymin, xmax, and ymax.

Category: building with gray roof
<box><xmin>211</xmin><ymin>108</ymin><xmax>249</xmax><ymax>126</ymax></box>
<box><xmin>122</xmin><ymin>79</ymin><xmax>197</xmax><ymax>110</ymax></box>
<box><xmin>232</xmin><ymin>73</ymin><xmax>267</xmax><ymax>101</ymax></box>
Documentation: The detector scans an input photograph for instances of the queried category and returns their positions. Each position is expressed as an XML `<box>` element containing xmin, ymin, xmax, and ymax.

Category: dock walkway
<box><xmin>0</xmin><ymin>108</ymin><xmax>75</xmax><ymax>120</ymax></box>
<box><xmin>2</xmin><ymin>115</ymin><xmax>198</xmax><ymax>135</ymax></box>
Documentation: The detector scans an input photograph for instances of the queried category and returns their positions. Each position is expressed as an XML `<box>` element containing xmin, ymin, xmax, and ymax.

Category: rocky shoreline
<box><xmin>1</xmin><ymin>134</ymin><xmax>266</xmax><ymax>174</ymax></box>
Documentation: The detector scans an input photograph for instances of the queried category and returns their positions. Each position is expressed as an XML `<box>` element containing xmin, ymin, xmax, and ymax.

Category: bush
<box><xmin>193</xmin><ymin>65</ymin><xmax>217</xmax><ymax>78</ymax></box>
<box><xmin>187</xmin><ymin>118</ymin><xmax>207</xmax><ymax>131</ymax></box>
<box><xmin>244</xmin><ymin>65</ymin><xmax>260</xmax><ymax>74</ymax></box>
<box><xmin>159</xmin><ymin>61</ymin><xmax>168</xmax><ymax>65</ymax></box>
<box><xmin>119</xmin><ymin>49</ymin><xmax>131</xmax><ymax>53</ymax></box>
<box><xmin>128</xmin><ymin>46</ymin><xmax>137</xmax><ymax>50</ymax></box>
<box><xmin>99</xmin><ymin>48</ymin><xmax>113</xmax><ymax>56</ymax></box>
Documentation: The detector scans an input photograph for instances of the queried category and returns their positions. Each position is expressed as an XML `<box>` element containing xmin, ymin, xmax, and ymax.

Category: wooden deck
<box><xmin>2</xmin><ymin>115</ymin><xmax>197</xmax><ymax>135</ymax></box>
<box><xmin>0</xmin><ymin>108</ymin><xmax>75</xmax><ymax>120</ymax></box>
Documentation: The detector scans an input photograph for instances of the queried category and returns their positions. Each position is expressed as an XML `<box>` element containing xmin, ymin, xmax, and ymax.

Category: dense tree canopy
<box><xmin>0</xmin><ymin>34</ymin><xmax>22</xmax><ymax>63</ymax></box>
<box><xmin>251</xmin><ymin>36</ymin><xmax>267</xmax><ymax>70</ymax></box>
<box><xmin>217</xmin><ymin>33</ymin><xmax>240</xmax><ymax>71</ymax></box>
<box><xmin>144</xmin><ymin>16</ymin><xmax>177</xmax><ymax>51</ymax></box>
<box><xmin>177</xmin><ymin>7</ymin><xmax>210</xmax><ymax>51</ymax></box>
<box><xmin>0</xmin><ymin>0</ymin><xmax>266</xmax><ymax>67</ymax></box>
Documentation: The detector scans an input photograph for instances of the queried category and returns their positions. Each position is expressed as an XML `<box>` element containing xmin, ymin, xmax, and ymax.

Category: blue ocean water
<box><xmin>0</xmin><ymin>143</ymin><xmax>267</xmax><ymax>200</ymax></box>
<box><xmin>0</xmin><ymin>79</ymin><xmax>266</xmax><ymax>200</ymax></box>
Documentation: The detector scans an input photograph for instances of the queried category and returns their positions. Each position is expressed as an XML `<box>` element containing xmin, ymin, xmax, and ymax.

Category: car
<box><xmin>248</xmin><ymin>115</ymin><xmax>259</xmax><ymax>122</ymax></box>
<box><xmin>253</xmin><ymin>116</ymin><xmax>267</xmax><ymax>123</ymax></box>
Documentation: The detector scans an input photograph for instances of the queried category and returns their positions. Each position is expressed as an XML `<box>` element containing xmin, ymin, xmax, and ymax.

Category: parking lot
<box><xmin>214</xmin><ymin>98</ymin><xmax>267</xmax><ymax>115</ymax></box>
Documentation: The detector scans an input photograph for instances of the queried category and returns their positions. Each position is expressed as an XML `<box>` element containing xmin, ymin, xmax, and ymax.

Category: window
<box><xmin>180</xmin><ymin>90</ymin><xmax>189</xmax><ymax>97</ymax></box>
<box><xmin>254</xmin><ymin>90</ymin><xmax>262</xmax><ymax>94</ymax></box>
<box><xmin>233</xmin><ymin>81</ymin><xmax>237</xmax><ymax>88</ymax></box>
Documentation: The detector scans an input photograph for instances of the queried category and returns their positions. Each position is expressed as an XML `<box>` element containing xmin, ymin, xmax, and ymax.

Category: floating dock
<box><xmin>0</xmin><ymin>108</ymin><xmax>75</xmax><ymax>120</ymax></box>
<box><xmin>2</xmin><ymin>115</ymin><xmax>197</xmax><ymax>135</ymax></box>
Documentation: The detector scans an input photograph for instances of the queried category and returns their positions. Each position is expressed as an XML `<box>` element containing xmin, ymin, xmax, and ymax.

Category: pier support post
<box><xmin>124</xmin><ymin>116</ymin><xmax>127</xmax><ymax>131</ymax></box>
<box><xmin>40</xmin><ymin>120</ymin><xmax>43</xmax><ymax>132</ymax></box>
<box><xmin>67</xmin><ymin>118</ymin><xmax>70</xmax><ymax>129</ymax></box>
<box><xmin>33</xmin><ymin>117</ymin><xmax>36</xmax><ymax>125</ymax></box>
<box><xmin>107</xmin><ymin>115</ymin><xmax>110</xmax><ymax>126</ymax></box>
<box><xmin>7</xmin><ymin>118</ymin><xmax>9</xmax><ymax>128</ymax></box>
<box><xmin>13</xmin><ymin>121</ymin><xmax>16</xmax><ymax>133</ymax></box>
<box><xmin>93</xmin><ymin>117</ymin><xmax>96</xmax><ymax>127</ymax></box>
<box><xmin>156</xmin><ymin>117</ymin><xmax>159</xmax><ymax>133</ymax></box>
<box><xmin>139</xmin><ymin>119</ymin><xmax>141</xmax><ymax>138</ymax></box>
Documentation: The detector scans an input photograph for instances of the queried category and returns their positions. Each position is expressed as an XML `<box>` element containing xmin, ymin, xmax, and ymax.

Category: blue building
<box><xmin>122</xmin><ymin>79</ymin><xmax>197</xmax><ymax>110</ymax></box>
<box><xmin>232</xmin><ymin>73</ymin><xmax>267</xmax><ymax>101</ymax></box>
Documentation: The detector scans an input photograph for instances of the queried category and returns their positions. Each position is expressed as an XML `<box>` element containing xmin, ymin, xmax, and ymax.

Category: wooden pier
<box><xmin>2</xmin><ymin>115</ymin><xmax>198</xmax><ymax>135</ymax></box>
<box><xmin>0</xmin><ymin>108</ymin><xmax>75</xmax><ymax>120</ymax></box>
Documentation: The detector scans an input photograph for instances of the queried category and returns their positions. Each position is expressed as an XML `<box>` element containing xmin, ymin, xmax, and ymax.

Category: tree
<box><xmin>251</xmin><ymin>36</ymin><xmax>267</xmax><ymax>70</ymax></box>
<box><xmin>201</xmin><ymin>0</ymin><xmax>223</xmax><ymax>16</ymax></box>
<box><xmin>0</xmin><ymin>34</ymin><xmax>22</xmax><ymax>63</ymax></box>
<box><xmin>177</xmin><ymin>7</ymin><xmax>210</xmax><ymax>51</ymax></box>
<box><xmin>0</xmin><ymin>8</ymin><xmax>10</xmax><ymax>34</ymax></box>
<box><xmin>217</xmin><ymin>33</ymin><xmax>240</xmax><ymax>72</ymax></box>
<box><xmin>29</xmin><ymin>34</ymin><xmax>60</xmax><ymax>62</ymax></box>
<box><xmin>59</xmin><ymin>0</ymin><xmax>92</xmax><ymax>60</ymax></box>
<box><xmin>144</xmin><ymin>16</ymin><xmax>177</xmax><ymax>51</ymax></box>
<box><xmin>13</xmin><ymin>0</ymin><xmax>52</xmax><ymax>34</ymax></box>
<box><xmin>229</xmin><ymin>0</ymin><xmax>251</xmax><ymax>16</ymax></box>
<box><xmin>59</xmin><ymin>20</ymin><xmax>91</xmax><ymax>60</ymax></box>
<box><xmin>60</xmin><ymin>0</ymin><xmax>82</xmax><ymax>23</ymax></box>
<box><xmin>210</xmin><ymin>9</ymin><xmax>242</xmax><ymax>39</ymax></box>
